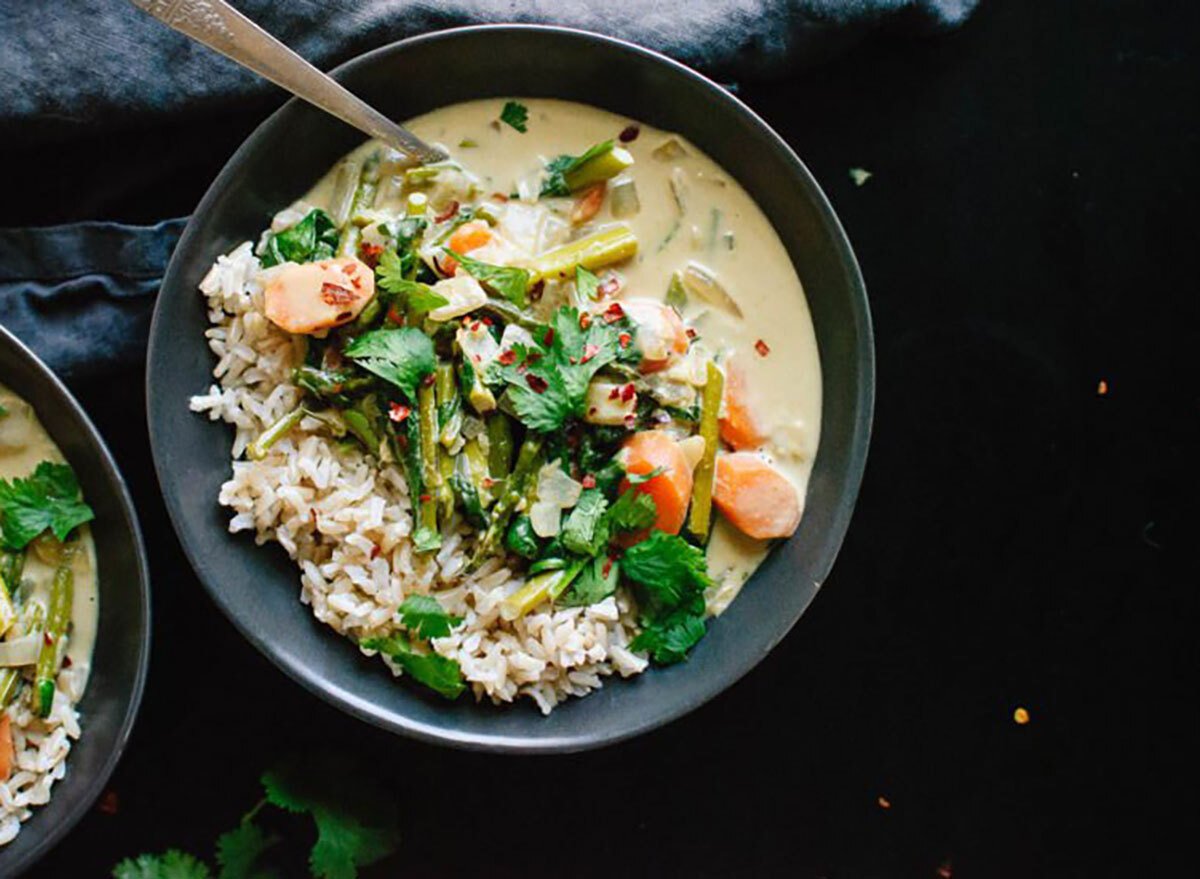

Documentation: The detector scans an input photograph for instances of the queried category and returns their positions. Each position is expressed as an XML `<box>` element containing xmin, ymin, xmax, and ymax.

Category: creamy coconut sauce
<box><xmin>302</xmin><ymin>98</ymin><xmax>822</xmax><ymax>613</ymax></box>
<box><xmin>0</xmin><ymin>386</ymin><xmax>99</xmax><ymax>682</ymax></box>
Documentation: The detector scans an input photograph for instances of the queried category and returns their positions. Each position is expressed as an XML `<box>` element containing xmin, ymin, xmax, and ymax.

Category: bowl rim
<box><xmin>0</xmin><ymin>324</ymin><xmax>152</xmax><ymax>872</ymax></box>
<box><xmin>147</xmin><ymin>22</ymin><xmax>874</xmax><ymax>753</ymax></box>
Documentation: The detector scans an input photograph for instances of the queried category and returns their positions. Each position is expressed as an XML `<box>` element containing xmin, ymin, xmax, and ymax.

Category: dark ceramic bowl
<box><xmin>147</xmin><ymin>25</ymin><xmax>873</xmax><ymax>753</ymax></box>
<box><xmin>0</xmin><ymin>326</ymin><xmax>150</xmax><ymax>873</ymax></box>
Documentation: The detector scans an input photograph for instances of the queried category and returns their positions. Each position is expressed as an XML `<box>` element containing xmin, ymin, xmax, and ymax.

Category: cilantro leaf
<box><xmin>260</xmin><ymin>209</ymin><xmax>339</xmax><ymax>268</ymax></box>
<box><xmin>361</xmin><ymin>633</ymin><xmax>465</xmax><ymax>699</ymax></box>
<box><xmin>343</xmin><ymin>328</ymin><xmax>434</xmax><ymax>402</ymax></box>
<box><xmin>0</xmin><ymin>461</ymin><xmax>95</xmax><ymax>549</ymax></box>
<box><xmin>261</xmin><ymin>761</ymin><xmax>400</xmax><ymax>879</ymax></box>
<box><xmin>499</xmin><ymin>100</ymin><xmax>528</xmax><ymax>132</ymax></box>
<box><xmin>608</xmin><ymin>489</ymin><xmax>657</xmax><ymax>532</ymax></box>
<box><xmin>575</xmin><ymin>265</ymin><xmax>600</xmax><ymax>300</ymax></box>
<box><xmin>112</xmin><ymin>850</ymin><xmax>213</xmax><ymax>879</ymax></box>
<box><xmin>0</xmin><ymin>403</ymin><xmax>8</xmax><ymax>417</ymax></box>
<box><xmin>561</xmin><ymin>489</ymin><xmax>609</xmax><ymax>556</ymax></box>
<box><xmin>559</xmin><ymin>554</ymin><xmax>620</xmax><ymax>607</ymax></box>
<box><xmin>216</xmin><ymin>820</ymin><xmax>279</xmax><ymax>879</ymax></box>
<box><xmin>397</xmin><ymin>594</ymin><xmax>462</xmax><ymax>640</ymax></box>
<box><xmin>375</xmin><ymin>256</ymin><xmax>449</xmax><ymax>313</ymax></box>
<box><xmin>629</xmin><ymin>609</ymin><xmax>707</xmax><ymax>664</ymax></box>
<box><xmin>540</xmin><ymin>141</ymin><xmax>614</xmax><ymax>197</ymax></box>
<box><xmin>412</xmin><ymin>526</ymin><xmax>442</xmax><ymax>554</ymax></box>
<box><xmin>625</xmin><ymin>465</ymin><xmax>665</xmax><ymax>486</ymax></box>
<box><xmin>622</xmin><ymin>530</ymin><xmax>712</xmax><ymax>610</ymax></box>
<box><xmin>495</xmin><ymin>306</ymin><xmax>624</xmax><ymax>433</ymax></box>
<box><xmin>444</xmin><ymin>249</ymin><xmax>530</xmax><ymax>308</ymax></box>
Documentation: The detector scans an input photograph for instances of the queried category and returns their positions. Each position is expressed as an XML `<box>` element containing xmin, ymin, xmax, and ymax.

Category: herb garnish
<box><xmin>343</xmin><ymin>328</ymin><xmax>435</xmax><ymax>403</ymax></box>
<box><xmin>396</xmin><ymin>594</ymin><xmax>462</xmax><ymax>640</ymax></box>
<box><xmin>0</xmin><ymin>461</ymin><xmax>94</xmax><ymax>550</ymax></box>
<box><xmin>499</xmin><ymin>100</ymin><xmax>529</xmax><ymax>133</ymax></box>
<box><xmin>260</xmin><ymin>209</ymin><xmax>339</xmax><ymax>268</ymax></box>
<box><xmin>540</xmin><ymin>141</ymin><xmax>614</xmax><ymax>197</ymax></box>
<box><xmin>443</xmin><ymin>248</ymin><xmax>530</xmax><ymax>308</ymax></box>
<box><xmin>622</xmin><ymin>530</ymin><xmax>712</xmax><ymax>664</ymax></box>
<box><xmin>360</xmin><ymin>632</ymin><xmax>466</xmax><ymax>699</ymax></box>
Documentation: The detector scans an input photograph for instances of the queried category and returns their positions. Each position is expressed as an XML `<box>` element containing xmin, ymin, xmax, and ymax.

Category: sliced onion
<box><xmin>683</xmin><ymin>262</ymin><xmax>743</xmax><ymax>318</ymax></box>
<box><xmin>529</xmin><ymin>501</ymin><xmax>563</xmax><ymax>538</ymax></box>
<box><xmin>610</xmin><ymin>176</ymin><xmax>641</xmax><ymax>218</ymax></box>
<box><xmin>652</xmin><ymin>138</ymin><xmax>688</xmax><ymax>161</ymax></box>
<box><xmin>669</xmin><ymin>167</ymin><xmax>689</xmax><ymax>213</ymax></box>
<box><xmin>536</xmin><ymin>463</ymin><xmax>583</xmax><ymax>509</ymax></box>
<box><xmin>0</xmin><ymin>632</ymin><xmax>42</xmax><ymax>668</ymax></box>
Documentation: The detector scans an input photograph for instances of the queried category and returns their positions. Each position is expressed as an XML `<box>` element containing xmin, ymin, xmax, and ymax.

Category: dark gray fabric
<box><xmin>0</xmin><ymin>1</ymin><xmax>977</xmax><ymax>377</ymax></box>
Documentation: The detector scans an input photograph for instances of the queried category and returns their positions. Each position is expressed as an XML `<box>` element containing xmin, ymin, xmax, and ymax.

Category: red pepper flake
<box><xmin>419</xmin><ymin>493</ymin><xmax>432</xmax><ymax>502</ymax></box>
<box><xmin>481</xmin><ymin>477</ymin><xmax>496</xmax><ymax>489</ymax></box>
<box><xmin>350</xmin><ymin>276</ymin><xmax>362</xmax><ymax>290</ymax></box>
<box><xmin>582</xmin><ymin>474</ymin><xmax>596</xmax><ymax>489</ymax></box>
<box><xmin>608</xmin><ymin>386</ymin><xmax>622</xmax><ymax>400</ymax></box>
<box><xmin>755</xmin><ymin>339</ymin><xmax>771</xmax><ymax>357</ymax></box>
<box><xmin>97</xmin><ymin>790</ymin><xmax>120</xmax><ymax>816</ymax></box>
<box><xmin>686</xmin><ymin>327</ymin><xmax>697</xmax><ymax>339</ymax></box>
<box><xmin>388</xmin><ymin>403</ymin><xmax>411</xmax><ymax>423</ymax></box>
<box><xmin>386</xmin><ymin>305</ymin><xmax>404</xmax><ymax>325</ymax></box>
<box><xmin>371</xmin><ymin>544</ymin><xmax>382</xmax><ymax>559</ymax></box>
<box><xmin>62</xmin><ymin>655</ymin><xmax>72</xmax><ymax>668</ymax></box>
<box><xmin>602</xmin><ymin>557</ymin><xmax>614</xmax><ymax>577</ymax></box>
<box><xmin>569</xmin><ymin>356</ymin><xmax>578</xmax><ymax>364</ymax></box>
<box><xmin>341</xmin><ymin>262</ymin><xmax>357</xmax><ymax>275</ymax></box>
<box><xmin>618</xmin><ymin>332</ymin><xmax>632</xmax><ymax>348</ymax></box>
<box><xmin>498</xmin><ymin>349</ymin><xmax>517</xmax><ymax>365</ymax></box>
<box><xmin>320</xmin><ymin>282</ymin><xmax>357</xmax><ymax>305</ymax></box>
<box><xmin>525</xmin><ymin>351</ymin><xmax>543</xmax><ymax>366</ymax></box>
<box><xmin>491</xmin><ymin>192</ymin><xmax>509</xmax><ymax>202</ymax></box>
<box><xmin>422</xmin><ymin>373</ymin><xmax>437</xmax><ymax>386</ymax></box>
<box><xmin>335</xmin><ymin>311</ymin><xmax>353</xmax><ymax>321</ymax></box>
<box><xmin>481</xmin><ymin>316</ymin><xmax>493</xmax><ymax>325</ymax></box>
<box><xmin>620</xmin><ymin>383</ymin><xmax>636</xmax><ymax>402</ymax></box>
<box><xmin>579</xmin><ymin>311</ymin><xmax>592</xmax><ymax>329</ymax></box>
<box><xmin>526</xmin><ymin>374</ymin><xmax>549</xmax><ymax>393</ymax></box>
<box><xmin>597</xmin><ymin>276</ymin><xmax>620</xmax><ymax>298</ymax></box>
<box><xmin>618</xmin><ymin>124</ymin><xmax>641</xmax><ymax>143</ymax></box>
<box><xmin>529</xmin><ymin>280</ymin><xmax>545</xmax><ymax>302</ymax></box>
<box><xmin>877</xmin><ymin>796</ymin><xmax>891</xmax><ymax>809</ymax></box>
<box><xmin>543</xmin><ymin>328</ymin><xmax>555</xmax><ymax>346</ymax></box>
<box><xmin>581</xmin><ymin>343</ymin><xmax>600</xmax><ymax>363</ymax></box>
<box><xmin>360</xmin><ymin>243</ymin><xmax>383</xmax><ymax>268</ymax></box>
<box><xmin>434</xmin><ymin>200</ymin><xmax>460</xmax><ymax>223</ymax></box>
<box><xmin>588</xmin><ymin>406</ymin><xmax>598</xmax><ymax>415</ymax></box>
<box><xmin>603</xmin><ymin>302</ymin><xmax>625</xmax><ymax>324</ymax></box>
<box><xmin>1097</xmin><ymin>380</ymin><xmax>1108</xmax><ymax>395</ymax></box>
<box><xmin>623</xmin><ymin>414</ymin><xmax>638</xmax><ymax>429</ymax></box>
<box><xmin>44</xmin><ymin>632</ymin><xmax>54</xmax><ymax>645</ymax></box>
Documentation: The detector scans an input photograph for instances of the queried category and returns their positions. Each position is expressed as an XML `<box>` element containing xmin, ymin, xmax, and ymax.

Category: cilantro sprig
<box><xmin>0</xmin><ymin>461</ymin><xmax>95</xmax><ymax>550</ymax></box>
<box><xmin>443</xmin><ymin>248</ymin><xmax>530</xmax><ymax>308</ymax></box>
<box><xmin>623</xmin><ymin>530</ymin><xmax>713</xmax><ymax>664</ymax></box>
<box><xmin>343</xmin><ymin>327</ymin><xmax>435</xmax><ymax>403</ymax></box>
<box><xmin>396</xmin><ymin>594</ymin><xmax>462</xmax><ymax>640</ymax></box>
<box><xmin>112</xmin><ymin>761</ymin><xmax>400</xmax><ymax>879</ymax></box>
<box><xmin>499</xmin><ymin>100</ymin><xmax>528</xmax><ymax>132</ymax></box>
<box><xmin>260</xmin><ymin>209</ymin><xmax>339</xmax><ymax>268</ymax></box>
<box><xmin>540</xmin><ymin>141</ymin><xmax>614</xmax><ymax>197</ymax></box>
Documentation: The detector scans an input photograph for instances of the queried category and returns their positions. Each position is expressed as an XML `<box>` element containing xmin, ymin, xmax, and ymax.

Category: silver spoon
<box><xmin>129</xmin><ymin>0</ymin><xmax>446</xmax><ymax>167</ymax></box>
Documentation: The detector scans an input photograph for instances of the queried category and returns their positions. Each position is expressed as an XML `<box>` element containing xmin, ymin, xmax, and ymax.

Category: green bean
<box><xmin>686</xmin><ymin>361</ymin><xmax>724</xmax><ymax>542</ymax></box>
<box><xmin>462</xmin><ymin>438</ymin><xmax>494</xmax><ymax>507</ymax></box>
<box><xmin>0</xmin><ymin>600</ymin><xmax>44</xmax><ymax>709</ymax></box>
<box><xmin>486</xmin><ymin>413</ymin><xmax>515</xmax><ymax>479</ymax></box>
<box><xmin>528</xmin><ymin>225</ymin><xmax>638</xmax><ymax>283</ymax></box>
<box><xmin>468</xmin><ymin>436</ymin><xmax>543</xmax><ymax>570</ymax></box>
<box><xmin>293</xmin><ymin>365</ymin><xmax>375</xmax><ymax>400</ymax></box>
<box><xmin>475</xmin><ymin>300</ymin><xmax>547</xmax><ymax>334</ymax></box>
<box><xmin>450</xmin><ymin>447</ymin><xmax>489</xmax><ymax>529</ymax></box>
<box><xmin>248</xmin><ymin>406</ymin><xmax>305</xmax><ymax>460</ymax></box>
<box><xmin>0</xmin><ymin>569</ymin><xmax>15</xmax><ymax>638</ymax></box>
<box><xmin>414</xmin><ymin>380</ymin><xmax>441</xmax><ymax>551</ymax></box>
<box><xmin>35</xmin><ymin>567</ymin><xmax>72</xmax><ymax>717</ymax></box>
<box><xmin>349</xmin><ymin>294</ymin><xmax>382</xmax><ymax>333</ymax></box>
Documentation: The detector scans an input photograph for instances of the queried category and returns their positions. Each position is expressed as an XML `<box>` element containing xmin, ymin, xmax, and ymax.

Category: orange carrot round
<box><xmin>718</xmin><ymin>358</ymin><xmax>768</xmax><ymax>449</ymax></box>
<box><xmin>713</xmin><ymin>453</ymin><xmax>802</xmax><ymax>539</ymax></box>
<box><xmin>619</xmin><ymin>430</ymin><xmax>694</xmax><ymax>537</ymax></box>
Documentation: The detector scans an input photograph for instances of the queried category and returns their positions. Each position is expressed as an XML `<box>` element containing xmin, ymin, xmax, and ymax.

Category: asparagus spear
<box><xmin>0</xmin><ymin>550</ymin><xmax>24</xmax><ymax>594</ymax></box>
<box><xmin>34</xmin><ymin>566</ymin><xmax>72</xmax><ymax>718</ymax></box>
<box><xmin>0</xmin><ymin>600</ymin><xmax>44</xmax><ymax>709</ymax></box>
<box><xmin>563</xmin><ymin>144</ymin><xmax>635</xmax><ymax>192</ymax></box>
<box><xmin>500</xmin><ymin>557</ymin><xmax>588</xmax><ymax>620</ymax></box>
<box><xmin>336</xmin><ymin>154</ymin><xmax>380</xmax><ymax>259</ymax></box>
<box><xmin>486</xmin><ymin>413</ymin><xmax>515</xmax><ymax>480</ymax></box>
<box><xmin>293</xmin><ymin>364</ymin><xmax>375</xmax><ymax>400</ymax></box>
<box><xmin>528</xmin><ymin>225</ymin><xmax>638</xmax><ymax>283</ymax></box>
<box><xmin>414</xmin><ymin>380</ymin><xmax>441</xmax><ymax>551</ymax></box>
<box><xmin>468</xmin><ymin>436</ymin><xmax>543</xmax><ymax>570</ymax></box>
<box><xmin>450</xmin><ymin>445</ymin><xmax>490</xmax><ymax>528</ymax></box>
<box><xmin>0</xmin><ymin>570</ymin><xmax>15</xmax><ymax>638</ymax></box>
<box><xmin>435</xmin><ymin>362</ymin><xmax>463</xmax><ymax>449</ymax></box>
<box><xmin>686</xmin><ymin>361</ymin><xmax>724</xmax><ymax>542</ymax></box>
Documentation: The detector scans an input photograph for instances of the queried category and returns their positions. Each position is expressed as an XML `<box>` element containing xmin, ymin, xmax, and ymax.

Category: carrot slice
<box><xmin>718</xmin><ymin>358</ymin><xmax>768</xmax><ymax>449</ymax></box>
<box><xmin>571</xmin><ymin>183</ymin><xmax>606</xmax><ymax>225</ymax></box>
<box><xmin>619</xmin><ymin>430</ymin><xmax>694</xmax><ymax>537</ymax></box>
<box><xmin>443</xmin><ymin>220</ymin><xmax>493</xmax><ymax>275</ymax></box>
<box><xmin>713</xmin><ymin>453</ymin><xmax>802</xmax><ymax>539</ymax></box>
<box><xmin>0</xmin><ymin>714</ymin><xmax>13</xmax><ymax>782</ymax></box>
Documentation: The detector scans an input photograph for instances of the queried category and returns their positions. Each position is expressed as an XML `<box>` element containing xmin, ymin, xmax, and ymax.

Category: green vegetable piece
<box><xmin>343</xmin><ymin>327</ymin><xmax>435</xmax><ymax>403</ymax></box>
<box><xmin>527</xmin><ymin>557</ymin><xmax>567</xmax><ymax>575</ymax></box>
<box><xmin>336</xmin><ymin>158</ymin><xmax>379</xmax><ymax>259</ymax></box>
<box><xmin>629</xmin><ymin>609</ymin><xmax>707</xmax><ymax>664</ymax></box>
<box><xmin>559</xmin><ymin>554</ymin><xmax>620</xmax><ymax>608</ymax></box>
<box><xmin>248</xmin><ymin>406</ymin><xmax>305</xmax><ymax>460</ymax></box>
<box><xmin>622</xmin><ymin>530</ymin><xmax>712</xmax><ymax>615</ymax></box>
<box><xmin>686</xmin><ymin>361</ymin><xmax>724</xmax><ymax>542</ymax></box>
<box><xmin>527</xmin><ymin>225</ymin><xmax>638</xmax><ymax>283</ymax></box>
<box><xmin>0</xmin><ymin>598</ymin><xmax>44</xmax><ymax>709</ymax></box>
<box><xmin>499</xmin><ymin>100</ymin><xmax>529</xmax><ymax>132</ymax></box>
<box><xmin>34</xmin><ymin>565</ymin><xmax>72</xmax><ymax>717</ymax></box>
<box><xmin>260</xmin><ymin>209</ymin><xmax>339</xmax><ymax>268</ymax></box>
<box><xmin>486</xmin><ymin>414</ymin><xmax>515</xmax><ymax>478</ymax></box>
<box><xmin>504</xmin><ymin>516</ymin><xmax>540</xmax><ymax>559</ymax></box>
<box><xmin>397</xmin><ymin>594</ymin><xmax>462</xmax><ymax>640</ymax></box>
<box><xmin>443</xmin><ymin>248</ymin><xmax>531</xmax><ymax>308</ymax></box>
<box><xmin>561</xmin><ymin>489</ymin><xmax>609</xmax><ymax>556</ymax></box>
<box><xmin>575</xmin><ymin>265</ymin><xmax>600</xmax><ymax>301</ymax></box>
<box><xmin>665</xmin><ymin>271</ymin><xmax>688</xmax><ymax>310</ymax></box>
<box><xmin>0</xmin><ymin>461</ymin><xmax>95</xmax><ymax>550</ymax></box>
<box><xmin>469</xmin><ymin>436</ymin><xmax>543</xmax><ymax>569</ymax></box>
<box><xmin>413</xmin><ymin>381</ymin><xmax>442</xmax><ymax>552</ymax></box>
<box><xmin>609</xmin><ymin>488</ymin><xmax>657</xmax><ymax>532</ymax></box>
<box><xmin>540</xmin><ymin>141</ymin><xmax>634</xmax><ymax>197</ymax></box>
<box><xmin>360</xmin><ymin>633</ymin><xmax>465</xmax><ymax>699</ymax></box>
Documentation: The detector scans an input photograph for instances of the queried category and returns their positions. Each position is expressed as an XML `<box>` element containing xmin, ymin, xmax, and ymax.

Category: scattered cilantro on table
<box><xmin>499</xmin><ymin>100</ymin><xmax>529</xmax><ymax>132</ymax></box>
<box><xmin>112</xmin><ymin>762</ymin><xmax>400</xmax><ymax>879</ymax></box>
<box><xmin>0</xmin><ymin>461</ymin><xmax>95</xmax><ymax>549</ymax></box>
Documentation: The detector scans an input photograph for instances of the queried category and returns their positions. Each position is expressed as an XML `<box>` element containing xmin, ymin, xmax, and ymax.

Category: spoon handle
<box><xmin>129</xmin><ymin>0</ymin><xmax>445</xmax><ymax>166</ymax></box>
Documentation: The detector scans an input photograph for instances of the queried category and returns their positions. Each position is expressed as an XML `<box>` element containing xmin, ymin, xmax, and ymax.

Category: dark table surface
<box><xmin>5</xmin><ymin>0</ymin><xmax>1193</xmax><ymax>875</ymax></box>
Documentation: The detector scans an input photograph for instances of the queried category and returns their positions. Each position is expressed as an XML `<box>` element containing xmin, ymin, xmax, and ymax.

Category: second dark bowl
<box><xmin>147</xmin><ymin>25</ymin><xmax>873</xmax><ymax>752</ymax></box>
